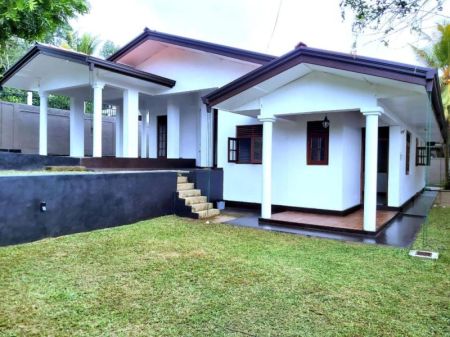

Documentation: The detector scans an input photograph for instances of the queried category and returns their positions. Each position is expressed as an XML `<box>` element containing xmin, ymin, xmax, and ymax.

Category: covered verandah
<box><xmin>0</xmin><ymin>44</ymin><xmax>215</xmax><ymax>167</ymax></box>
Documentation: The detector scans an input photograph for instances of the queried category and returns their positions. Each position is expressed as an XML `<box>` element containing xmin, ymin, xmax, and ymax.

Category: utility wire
<box><xmin>266</xmin><ymin>0</ymin><xmax>283</xmax><ymax>51</ymax></box>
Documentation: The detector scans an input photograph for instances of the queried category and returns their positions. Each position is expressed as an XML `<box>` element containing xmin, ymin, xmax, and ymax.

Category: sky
<box><xmin>71</xmin><ymin>0</ymin><xmax>450</xmax><ymax>65</ymax></box>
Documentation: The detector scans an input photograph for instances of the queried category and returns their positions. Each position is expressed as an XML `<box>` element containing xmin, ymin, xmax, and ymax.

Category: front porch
<box><xmin>264</xmin><ymin>209</ymin><xmax>398</xmax><ymax>234</ymax></box>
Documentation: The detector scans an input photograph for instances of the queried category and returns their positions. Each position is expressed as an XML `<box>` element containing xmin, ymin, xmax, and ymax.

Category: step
<box><xmin>178</xmin><ymin>189</ymin><xmax>201</xmax><ymax>198</ymax></box>
<box><xmin>195</xmin><ymin>208</ymin><xmax>220</xmax><ymax>219</ymax></box>
<box><xmin>183</xmin><ymin>196</ymin><xmax>207</xmax><ymax>206</ymax></box>
<box><xmin>177</xmin><ymin>176</ymin><xmax>188</xmax><ymax>184</ymax></box>
<box><xmin>191</xmin><ymin>202</ymin><xmax>213</xmax><ymax>212</ymax></box>
<box><xmin>177</xmin><ymin>182</ymin><xmax>194</xmax><ymax>191</ymax></box>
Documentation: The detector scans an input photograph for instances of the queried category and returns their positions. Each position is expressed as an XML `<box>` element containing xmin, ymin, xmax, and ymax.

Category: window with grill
<box><xmin>416</xmin><ymin>138</ymin><xmax>430</xmax><ymax>166</ymax></box>
<box><xmin>227</xmin><ymin>125</ymin><xmax>263</xmax><ymax>164</ymax></box>
<box><xmin>406</xmin><ymin>131</ymin><xmax>411</xmax><ymax>175</ymax></box>
<box><xmin>307</xmin><ymin>121</ymin><xmax>329</xmax><ymax>165</ymax></box>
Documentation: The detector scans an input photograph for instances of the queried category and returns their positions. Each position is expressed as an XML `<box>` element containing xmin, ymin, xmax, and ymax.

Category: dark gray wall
<box><xmin>0</xmin><ymin>101</ymin><xmax>116</xmax><ymax>156</ymax></box>
<box><xmin>0</xmin><ymin>172</ymin><xmax>177</xmax><ymax>246</ymax></box>
<box><xmin>187</xmin><ymin>169</ymin><xmax>223</xmax><ymax>202</ymax></box>
<box><xmin>0</xmin><ymin>152</ymin><xmax>81</xmax><ymax>170</ymax></box>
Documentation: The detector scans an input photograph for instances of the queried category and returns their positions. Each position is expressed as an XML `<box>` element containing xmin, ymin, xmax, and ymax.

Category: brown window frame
<box><xmin>405</xmin><ymin>131</ymin><xmax>411</xmax><ymax>175</ymax></box>
<box><xmin>307</xmin><ymin>121</ymin><xmax>329</xmax><ymax>165</ymax></box>
<box><xmin>227</xmin><ymin>125</ymin><xmax>263</xmax><ymax>164</ymax></box>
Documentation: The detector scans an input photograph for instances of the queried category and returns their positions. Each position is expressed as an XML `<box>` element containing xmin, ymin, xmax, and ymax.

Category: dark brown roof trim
<box><xmin>107</xmin><ymin>28</ymin><xmax>276</xmax><ymax>65</ymax></box>
<box><xmin>0</xmin><ymin>44</ymin><xmax>176</xmax><ymax>88</ymax></box>
<box><xmin>202</xmin><ymin>46</ymin><xmax>447</xmax><ymax>141</ymax></box>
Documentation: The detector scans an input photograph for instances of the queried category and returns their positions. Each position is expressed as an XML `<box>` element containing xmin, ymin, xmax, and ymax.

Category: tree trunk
<box><xmin>445</xmin><ymin>108</ymin><xmax>449</xmax><ymax>189</ymax></box>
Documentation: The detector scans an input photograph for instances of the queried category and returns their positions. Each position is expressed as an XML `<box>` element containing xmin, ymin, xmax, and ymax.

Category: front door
<box><xmin>157</xmin><ymin>115</ymin><xmax>167</xmax><ymax>158</ymax></box>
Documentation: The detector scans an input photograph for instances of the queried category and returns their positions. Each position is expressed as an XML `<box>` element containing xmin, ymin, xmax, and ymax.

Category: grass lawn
<box><xmin>0</xmin><ymin>208</ymin><xmax>449</xmax><ymax>337</ymax></box>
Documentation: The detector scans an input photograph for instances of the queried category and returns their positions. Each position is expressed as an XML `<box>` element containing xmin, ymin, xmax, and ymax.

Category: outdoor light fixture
<box><xmin>40</xmin><ymin>201</ymin><xmax>47</xmax><ymax>212</ymax></box>
<box><xmin>322</xmin><ymin>116</ymin><xmax>330</xmax><ymax>129</ymax></box>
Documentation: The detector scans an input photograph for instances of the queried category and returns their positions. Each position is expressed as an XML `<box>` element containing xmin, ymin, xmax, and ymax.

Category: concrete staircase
<box><xmin>176</xmin><ymin>175</ymin><xmax>220</xmax><ymax>219</ymax></box>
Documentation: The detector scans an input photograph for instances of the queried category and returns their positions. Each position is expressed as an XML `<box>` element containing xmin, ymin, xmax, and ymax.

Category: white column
<box><xmin>115</xmin><ymin>104</ymin><xmax>123</xmax><ymax>157</ymax></box>
<box><xmin>92</xmin><ymin>82</ymin><xmax>104</xmax><ymax>158</ymax></box>
<box><xmin>140</xmin><ymin>109</ymin><xmax>149</xmax><ymax>158</ymax></box>
<box><xmin>197</xmin><ymin>99</ymin><xmax>212</xmax><ymax>167</ymax></box>
<box><xmin>27</xmin><ymin>91</ymin><xmax>33</xmax><ymax>105</ymax></box>
<box><xmin>148</xmin><ymin>111</ymin><xmax>157</xmax><ymax>158</ymax></box>
<box><xmin>258</xmin><ymin>116</ymin><xmax>276</xmax><ymax>219</ymax></box>
<box><xmin>123</xmin><ymin>89</ymin><xmax>139</xmax><ymax>158</ymax></box>
<box><xmin>387</xmin><ymin>125</ymin><xmax>401</xmax><ymax>207</ymax></box>
<box><xmin>69</xmin><ymin>96</ymin><xmax>85</xmax><ymax>157</ymax></box>
<box><xmin>361</xmin><ymin>107</ymin><xmax>383</xmax><ymax>232</ymax></box>
<box><xmin>167</xmin><ymin>98</ymin><xmax>180</xmax><ymax>159</ymax></box>
<box><xmin>38</xmin><ymin>91</ymin><xmax>48</xmax><ymax>156</ymax></box>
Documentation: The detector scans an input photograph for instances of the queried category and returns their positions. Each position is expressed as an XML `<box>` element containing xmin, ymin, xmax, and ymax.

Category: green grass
<box><xmin>0</xmin><ymin>209</ymin><xmax>449</xmax><ymax>337</ymax></box>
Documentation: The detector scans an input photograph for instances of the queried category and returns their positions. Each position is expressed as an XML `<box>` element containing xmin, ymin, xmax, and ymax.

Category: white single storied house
<box><xmin>1</xmin><ymin>28</ymin><xmax>446</xmax><ymax>232</ymax></box>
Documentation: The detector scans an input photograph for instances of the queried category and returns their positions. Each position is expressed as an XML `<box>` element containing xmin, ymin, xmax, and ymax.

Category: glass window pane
<box><xmin>238</xmin><ymin>138</ymin><xmax>251</xmax><ymax>163</ymax></box>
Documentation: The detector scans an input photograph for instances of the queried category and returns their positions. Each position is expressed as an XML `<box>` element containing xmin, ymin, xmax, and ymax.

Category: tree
<box><xmin>100</xmin><ymin>40</ymin><xmax>120</xmax><ymax>59</ymax></box>
<box><xmin>58</xmin><ymin>32</ymin><xmax>100</xmax><ymax>55</ymax></box>
<box><xmin>340</xmin><ymin>0</ymin><xmax>445</xmax><ymax>45</ymax></box>
<box><xmin>0</xmin><ymin>0</ymin><xmax>89</xmax><ymax>47</ymax></box>
<box><xmin>0</xmin><ymin>38</ymin><xmax>30</xmax><ymax>74</ymax></box>
<box><xmin>412</xmin><ymin>23</ymin><xmax>450</xmax><ymax>188</ymax></box>
<box><xmin>413</xmin><ymin>23</ymin><xmax>449</xmax><ymax>109</ymax></box>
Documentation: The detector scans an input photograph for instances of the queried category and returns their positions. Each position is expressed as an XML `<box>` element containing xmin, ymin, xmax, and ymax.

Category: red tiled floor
<box><xmin>270</xmin><ymin>209</ymin><xmax>398</xmax><ymax>232</ymax></box>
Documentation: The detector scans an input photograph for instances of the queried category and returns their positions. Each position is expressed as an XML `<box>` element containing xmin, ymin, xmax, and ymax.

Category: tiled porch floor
<box><xmin>268</xmin><ymin>209</ymin><xmax>398</xmax><ymax>232</ymax></box>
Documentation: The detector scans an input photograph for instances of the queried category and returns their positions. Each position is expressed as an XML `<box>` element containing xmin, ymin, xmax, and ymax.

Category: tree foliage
<box><xmin>61</xmin><ymin>32</ymin><xmax>100</xmax><ymax>55</ymax></box>
<box><xmin>0</xmin><ymin>0</ymin><xmax>89</xmax><ymax>47</ymax></box>
<box><xmin>412</xmin><ymin>23</ymin><xmax>450</xmax><ymax>110</ymax></box>
<box><xmin>340</xmin><ymin>0</ymin><xmax>445</xmax><ymax>45</ymax></box>
<box><xmin>100</xmin><ymin>40</ymin><xmax>120</xmax><ymax>59</ymax></box>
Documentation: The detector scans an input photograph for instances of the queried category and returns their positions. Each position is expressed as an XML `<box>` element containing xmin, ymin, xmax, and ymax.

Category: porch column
<box><xmin>197</xmin><ymin>99</ymin><xmax>212</xmax><ymax>167</ymax></box>
<box><xmin>361</xmin><ymin>107</ymin><xmax>383</xmax><ymax>232</ymax></box>
<box><xmin>115</xmin><ymin>104</ymin><xmax>123</xmax><ymax>157</ymax></box>
<box><xmin>123</xmin><ymin>89</ymin><xmax>139</xmax><ymax>158</ymax></box>
<box><xmin>140</xmin><ymin>109</ymin><xmax>149</xmax><ymax>158</ymax></box>
<box><xmin>92</xmin><ymin>82</ymin><xmax>104</xmax><ymax>158</ymax></box>
<box><xmin>38</xmin><ymin>91</ymin><xmax>48</xmax><ymax>156</ymax></box>
<box><xmin>258</xmin><ymin>116</ymin><xmax>276</xmax><ymax>219</ymax></box>
<box><xmin>69</xmin><ymin>96</ymin><xmax>85</xmax><ymax>157</ymax></box>
<box><xmin>167</xmin><ymin>98</ymin><xmax>180</xmax><ymax>159</ymax></box>
<box><xmin>27</xmin><ymin>91</ymin><xmax>33</xmax><ymax>105</ymax></box>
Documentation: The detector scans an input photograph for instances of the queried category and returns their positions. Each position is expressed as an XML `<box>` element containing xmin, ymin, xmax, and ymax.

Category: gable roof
<box><xmin>0</xmin><ymin>43</ymin><xmax>176</xmax><ymax>89</ymax></box>
<box><xmin>202</xmin><ymin>45</ymin><xmax>447</xmax><ymax>141</ymax></box>
<box><xmin>107</xmin><ymin>28</ymin><xmax>276</xmax><ymax>65</ymax></box>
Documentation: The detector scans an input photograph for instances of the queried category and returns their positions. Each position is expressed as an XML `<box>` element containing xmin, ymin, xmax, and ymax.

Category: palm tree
<box><xmin>412</xmin><ymin>23</ymin><xmax>450</xmax><ymax>188</ymax></box>
<box><xmin>58</xmin><ymin>32</ymin><xmax>99</xmax><ymax>56</ymax></box>
<box><xmin>412</xmin><ymin>23</ymin><xmax>450</xmax><ymax>113</ymax></box>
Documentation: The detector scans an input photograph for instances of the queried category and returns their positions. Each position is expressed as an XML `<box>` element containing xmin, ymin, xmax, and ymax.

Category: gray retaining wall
<box><xmin>0</xmin><ymin>171</ymin><xmax>177</xmax><ymax>246</ymax></box>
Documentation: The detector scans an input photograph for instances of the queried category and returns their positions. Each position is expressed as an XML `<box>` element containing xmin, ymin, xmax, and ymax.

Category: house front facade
<box><xmin>1</xmin><ymin>28</ymin><xmax>446</xmax><ymax>233</ymax></box>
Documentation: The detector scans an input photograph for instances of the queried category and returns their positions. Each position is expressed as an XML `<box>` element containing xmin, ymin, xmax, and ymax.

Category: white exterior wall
<box><xmin>145</xmin><ymin>95</ymin><xmax>199</xmax><ymax>161</ymax></box>
<box><xmin>219</xmin><ymin>110</ymin><xmax>364</xmax><ymax>211</ymax></box>
<box><xmin>136</xmin><ymin>47</ymin><xmax>259</xmax><ymax>94</ymax></box>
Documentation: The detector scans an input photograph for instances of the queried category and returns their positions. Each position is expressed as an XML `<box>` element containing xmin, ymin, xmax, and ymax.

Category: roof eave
<box><xmin>108</xmin><ymin>28</ymin><xmax>276</xmax><ymax>65</ymax></box>
<box><xmin>0</xmin><ymin>44</ymin><xmax>176</xmax><ymax>89</ymax></box>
